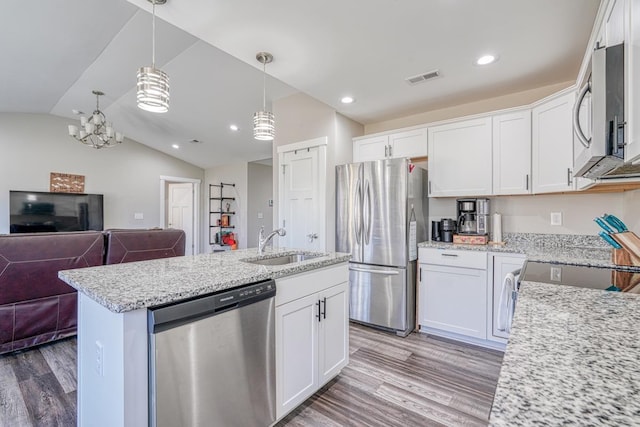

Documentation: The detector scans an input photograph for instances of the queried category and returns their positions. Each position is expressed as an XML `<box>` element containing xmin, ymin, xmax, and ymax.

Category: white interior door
<box><xmin>280</xmin><ymin>147</ymin><xmax>323</xmax><ymax>251</ymax></box>
<box><xmin>168</xmin><ymin>182</ymin><xmax>194</xmax><ymax>255</ymax></box>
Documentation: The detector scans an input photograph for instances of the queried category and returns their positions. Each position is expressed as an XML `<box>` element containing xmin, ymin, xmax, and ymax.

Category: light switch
<box><xmin>550</xmin><ymin>267</ymin><xmax>562</xmax><ymax>282</ymax></box>
<box><xmin>257</xmin><ymin>212</ymin><xmax>264</xmax><ymax>219</ymax></box>
<box><xmin>134</xmin><ymin>213</ymin><xmax>144</xmax><ymax>220</ymax></box>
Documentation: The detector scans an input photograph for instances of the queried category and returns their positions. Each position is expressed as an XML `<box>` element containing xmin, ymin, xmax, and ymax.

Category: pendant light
<box><xmin>253</xmin><ymin>52</ymin><xmax>275</xmax><ymax>141</ymax></box>
<box><xmin>137</xmin><ymin>0</ymin><xmax>170</xmax><ymax>113</ymax></box>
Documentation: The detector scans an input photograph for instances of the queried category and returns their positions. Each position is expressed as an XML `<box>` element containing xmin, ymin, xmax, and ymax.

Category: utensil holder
<box><xmin>611</xmin><ymin>231</ymin><xmax>640</xmax><ymax>266</ymax></box>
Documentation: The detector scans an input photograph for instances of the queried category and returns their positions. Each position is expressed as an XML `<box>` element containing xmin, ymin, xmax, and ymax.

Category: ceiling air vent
<box><xmin>405</xmin><ymin>69</ymin><xmax>441</xmax><ymax>85</ymax></box>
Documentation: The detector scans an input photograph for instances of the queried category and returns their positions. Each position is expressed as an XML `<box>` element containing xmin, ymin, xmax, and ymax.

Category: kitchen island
<box><xmin>490</xmin><ymin>280</ymin><xmax>640</xmax><ymax>425</ymax></box>
<box><xmin>59</xmin><ymin>248</ymin><xmax>351</xmax><ymax>427</ymax></box>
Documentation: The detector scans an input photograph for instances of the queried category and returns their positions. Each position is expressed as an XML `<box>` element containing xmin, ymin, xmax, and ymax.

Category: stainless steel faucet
<box><xmin>257</xmin><ymin>226</ymin><xmax>286</xmax><ymax>255</ymax></box>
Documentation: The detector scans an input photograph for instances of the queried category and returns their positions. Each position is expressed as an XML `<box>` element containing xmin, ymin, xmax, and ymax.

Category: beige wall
<box><xmin>272</xmin><ymin>93</ymin><xmax>364</xmax><ymax>251</ymax></box>
<box><xmin>0</xmin><ymin>113</ymin><xmax>204</xmax><ymax>238</ymax></box>
<box><xmin>622</xmin><ymin>189</ymin><xmax>640</xmax><ymax>234</ymax></box>
<box><xmin>365</xmin><ymin>81</ymin><xmax>573</xmax><ymax>134</ymax></box>
<box><xmin>427</xmin><ymin>191</ymin><xmax>638</xmax><ymax>238</ymax></box>
<box><xmin>247</xmin><ymin>162</ymin><xmax>273</xmax><ymax>248</ymax></box>
<box><xmin>204</xmin><ymin>163</ymin><xmax>248</xmax><ymax>250</ymax></box>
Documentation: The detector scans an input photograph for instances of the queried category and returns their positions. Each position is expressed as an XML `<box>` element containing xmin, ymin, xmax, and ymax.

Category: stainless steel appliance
<box><xmin>574</xmin><ymin>43</ymin><xmax>640</xmax><ymax>179</ymax></box>
<box><xmin>498</xmin><ymin>261</ymin><xmax>640</xmax><ymax>333</ymax></box>
<box><xmin>148</xmin><ymin>279</ymin><xmax>276</xmax><ymax>427</ymax></box>
<box><xmin>456</xmin><ymin>198</ymin><xmax>490</xmax><ymax>235</ymax></box>
<box><xmin>431</xmin><ymin>220</ymin><xmax>442</xmax><ymax>241</ymax></box>
<box><xmin>336</xmin><ymin>158</ymin><xmax>427</xmax><ymax>337</ymax></box>
<box><xmin>440</xmin><ymin>218</ymin><xmax>456</xmax><ymax>243</ymax></box>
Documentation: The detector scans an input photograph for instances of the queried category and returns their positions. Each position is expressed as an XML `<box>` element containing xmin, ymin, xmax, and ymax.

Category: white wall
<box><xmin>247</xmin><ymin>162</ymin><xmax>273</xmax><ymax>248</ymax></box>
<box><xmin>272</xmin><ymin>93</ymin><xmax>363</xmax><ymax>251</ymax></box>
<box><xmin>427</xmin><ymin>191</ymin><xmax>634</xmax><ymax>237</ymax></box>
<box><xmin>204</xmin><ymin>163</ymin><xmax>248</xmax><ymax>250</ymax></box>
<box><xmin>0</xmin><ymin>113</ymin><xmax>204</xmax><ymax>236</ymax></box>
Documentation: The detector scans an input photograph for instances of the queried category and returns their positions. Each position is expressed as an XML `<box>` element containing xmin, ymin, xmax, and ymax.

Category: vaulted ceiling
<box><xmin>1</xmin><ymin>0</ymin><xmax>601</xmax><ymax>168</ymax></box>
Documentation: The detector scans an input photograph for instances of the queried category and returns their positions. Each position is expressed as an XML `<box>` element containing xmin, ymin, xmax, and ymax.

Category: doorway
<box><xmin>160</xmin><ymin>176</ymin><xmax>201</xmax><ymax>255</ymax></box>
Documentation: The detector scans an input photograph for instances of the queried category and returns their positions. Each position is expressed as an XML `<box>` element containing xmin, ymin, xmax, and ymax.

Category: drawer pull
<box><xmin>441</xmin><ymin>253</ymin><xmax>459</xmax><ymax>257</ymax></box>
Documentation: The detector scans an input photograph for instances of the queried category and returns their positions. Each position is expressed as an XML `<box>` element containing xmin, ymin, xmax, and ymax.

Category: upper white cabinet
<box><xmin>625</xmin><ymin>0</ymin><xmax>640</xmax><ymax>163</ymax></box>
<box><xmin>427</xmin><ymin>117</ymin><xmax>493</xmax><ymax>197</ymax></box>
<box><xmin>353</xmin><ymin>135</ymin><xmax>389</xmax><ymax>162</ymax></box>
<box><xmin>492</xmin><ymin>110</ymin><xmax>532</xmax><ymax>195</ymax></box>
<box><xmin>388</xmin><ymin>128</ymin><xmax>428</xmax><ymax>159</ymax></box>
<box><xmin>532</xmin><ymin>90</ymin><xmax>576</xmax><ymax>193</ymax></box>
<box><xmin>353</xmin><ymin>128</ymin><xmax>427</xmax><ymax>162</ymax></box>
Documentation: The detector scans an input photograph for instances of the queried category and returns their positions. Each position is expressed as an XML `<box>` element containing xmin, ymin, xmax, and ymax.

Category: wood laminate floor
<box><xmin>0</xmin><ymin>324</ymin><xmax>503</xmax><ymax>427</ymax></box>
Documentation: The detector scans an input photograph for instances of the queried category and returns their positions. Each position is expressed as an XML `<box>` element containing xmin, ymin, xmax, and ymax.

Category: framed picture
<box><xmin>50</xmin><ymin>172</ymin><xmax>85</xmax><ymax>193</ymax></box>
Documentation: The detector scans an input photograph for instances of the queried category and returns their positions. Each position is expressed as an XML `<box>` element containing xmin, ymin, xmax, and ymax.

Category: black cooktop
<box><xmin>520</xmin><ymin>261</ymin><xmax>640</xmax><ymax>293</ymax></box>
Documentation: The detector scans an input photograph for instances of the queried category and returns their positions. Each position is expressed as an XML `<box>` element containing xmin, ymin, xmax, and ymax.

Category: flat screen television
<box><xmin>9</xmin><ymin>191</ymin><xmax>104</xmax><ymax>233</ymax></box>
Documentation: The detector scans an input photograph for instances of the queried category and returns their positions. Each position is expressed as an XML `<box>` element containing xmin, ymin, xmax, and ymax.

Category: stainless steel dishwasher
<box><xmin>148</xmin><ymin>279</ymin><xmax>276</xmax><ymax>427</ymax></box>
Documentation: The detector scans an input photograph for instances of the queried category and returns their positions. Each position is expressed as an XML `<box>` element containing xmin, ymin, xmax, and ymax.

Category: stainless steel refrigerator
<box><xmin>336</xmin><ymin>158</ymin><xmax>427</xmax><ymax>336</ymax></box>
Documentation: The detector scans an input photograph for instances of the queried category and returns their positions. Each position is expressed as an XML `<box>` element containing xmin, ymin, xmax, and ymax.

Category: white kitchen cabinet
<box><xmin>353</xmin><ymin>135</ymin><xmax>389</xmax><ymax>162</ymax></box>
<box><xmin>488</xmin><ymin>253</ymin><xmax>526</xmax><ymax>343</ymax></box>
<box><xmin>275</xmin><ymin>265</ymin><xmax>349</xmax><ymax>420</ymax></box>
<box><xmin>492</xmin><ymin>110</ymin><xmax>532</xmax><ymax>195</ymax></box>
<box><xmin>626</xmin><ymin>0</ymin><xmax>640</xmax><ymax>164</ymax></box>
<box><xmin>427</xmin><ymin>117</ymin><xmax>493</xmax><ymax>197</ymax></box>
<box><xmin>532</xmin><ymin>90</ymin><xmax>576</xmax><ymax>193</ymax></box>
<box><xmin>388</xmin><ymin>128</ymin><xmax>428</xmax><ymax>159</ymax></box>
<box><xmin>353</xmin><ymin>128</ymin><xmax>428</xmax><ymax>162</ymax></box>
<box><xmin>418</xmin><ymin>248</ymin><xmax>488</xmax><ymax>340</ymax></box>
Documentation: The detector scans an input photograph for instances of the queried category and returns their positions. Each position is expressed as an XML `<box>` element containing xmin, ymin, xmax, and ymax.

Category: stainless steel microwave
<box><xmin>574</xmin><ymin>43</ymin><xmax>640</xmax><ymax>179</ymax></box>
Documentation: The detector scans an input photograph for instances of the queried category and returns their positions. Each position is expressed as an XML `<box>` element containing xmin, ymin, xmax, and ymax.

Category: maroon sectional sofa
<box><xmin>0</xmin><ymin>228</ymin><xmax>185</xmax><ymax>355</ymax></box>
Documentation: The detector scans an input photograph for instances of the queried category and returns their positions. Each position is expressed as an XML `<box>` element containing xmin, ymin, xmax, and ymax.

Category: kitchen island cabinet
<box><xmin>275</xmin><ymin>268</ymin><xmax>348</xmax><ymax>418</ymax></box>
<box><xmin>59</xmin><ymin>248</ymin><xmax>350</xmax><ymax>427</ymax></box>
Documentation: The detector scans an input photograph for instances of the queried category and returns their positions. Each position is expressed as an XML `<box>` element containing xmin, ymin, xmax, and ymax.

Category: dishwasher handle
<box><xmin>149</xmin><ymin>279</ymin><xmax>276</xmax><ymax>334</ymax></box>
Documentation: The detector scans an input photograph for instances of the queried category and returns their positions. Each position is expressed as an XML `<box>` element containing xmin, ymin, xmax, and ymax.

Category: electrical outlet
<box><xmin>550</xmin><ymin>212</ymin><xmax>562</xmax><ymax>226</ymax></box>
<box><xmin>550</xmin><ymin>267</ymin><xmax>562</xmax><ymax>282</ymax></box>
<box><xmin>134</xmin><ymin>212</ymin><xmax>144</xmax><ymax>220</ymax></box>
<box><xmin>95</xmin><ymin>341</ymin><xmax>104</xmax><ymax>376</ymax></box>
<box><xmin>257</xmin><ymin>212</ymin><xmax>264</xmax><ymax>219</ymax></box>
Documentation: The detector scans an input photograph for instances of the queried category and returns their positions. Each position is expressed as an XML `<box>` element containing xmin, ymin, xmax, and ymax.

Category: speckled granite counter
<box><xmin>490</xmin><ymin>281</ymin><xmax>640</xmax><ymax>425</ymax></box>
<box><xmin>418</xmin><ymin>232</ymin><xmax>631</xmax><ymax>269</ymax></box>
<box><xmin>59</xmin><ymin>248</ymin><xmax>350</xmax><ymax>313</ymax></box>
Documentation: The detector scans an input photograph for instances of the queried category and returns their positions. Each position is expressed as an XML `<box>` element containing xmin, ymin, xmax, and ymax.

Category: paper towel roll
<box><xmin>493</xmin><ymin>213</ymin><xmax>503</xmax><ymax>243</ymax></box>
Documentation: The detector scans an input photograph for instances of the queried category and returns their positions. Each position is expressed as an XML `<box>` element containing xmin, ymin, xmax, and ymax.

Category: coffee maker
<box><xmin>456</xmin><ymin>198</ymin><xmax>490</xmax><ymax>236</ymax></box>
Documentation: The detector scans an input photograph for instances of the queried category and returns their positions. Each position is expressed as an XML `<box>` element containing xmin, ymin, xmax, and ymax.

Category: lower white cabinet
<box><xmin>275</xmin><ymin>265</ymin><xmax>349</xmax><ymax>420</ymax></box>
<box><xmin>418</xmin><ymin>248</ymin><xmax>488</xmax><ymax>340</ymax></box>
<box><xmin>488</xmin><ymin>253</ymin><xmax>526</xmax><ymax>343</ymax></box>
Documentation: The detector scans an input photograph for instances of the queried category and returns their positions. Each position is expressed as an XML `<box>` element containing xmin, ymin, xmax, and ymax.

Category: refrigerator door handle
<box><xmin>364</xmin><ymin>180</ymin><xmax>372</xmax><ymax>245</ymax></box>
<box><xmin>349</xmin><ymin>266</ymin><xmax>400</xmax><ymax>275</ymax></box>
<box><xmin>354</xmin><ymin>178</ymin><xmax>362</xmax><ymax>244</ymax></box>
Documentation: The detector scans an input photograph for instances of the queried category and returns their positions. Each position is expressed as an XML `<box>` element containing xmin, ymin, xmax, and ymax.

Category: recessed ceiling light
<box><xmin>476</xmin><ymin>55</ymin><xmax>497</xmax><ymax>66</ymax></box>
<box><xmin>229</xmin><ymin>124</ymin><xmax>239</xmax><ymax>131</ymax></box>
<box><xmin>341</xmin><ymin>96</ymin><xmax>355</xmax><ymax>104</ymax></box>
<box><xmin>172</xmin><ymin>144</ymin><xmax>180</xmax><ymax>149</ymax></box>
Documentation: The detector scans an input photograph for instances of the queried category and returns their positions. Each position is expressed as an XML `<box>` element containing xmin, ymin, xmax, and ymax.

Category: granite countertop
<box><xmin>490</xmin><ymin>281</ymin><xmax>640</xmax><ymax>425</ymax></box>
<box><xmin>418</xmin><ymin>232</ymin><xmax>637</xmax><ymax>269</ymax></box>
<box><xmin>59</xmin><ymin>248</ymin><xmax>351</xmax><ymax>313</ymax></box>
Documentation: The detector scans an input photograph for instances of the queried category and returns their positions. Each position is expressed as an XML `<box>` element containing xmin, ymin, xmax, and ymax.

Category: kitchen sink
<box><xmin>242</xmin><ymin>252</ymin><xmax>324</xmax><ymax>266</ymax></box>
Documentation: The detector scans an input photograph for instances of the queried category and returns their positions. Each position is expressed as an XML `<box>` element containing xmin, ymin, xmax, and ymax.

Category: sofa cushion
<box><xmin>0</xmin><ymin>231</ymin><xmax>104</xmax><ymax>305</ymax></box>
<box><xmin>104</xmin><ymin>229</ymin><xmax>186</xmax><ymax>264</ymax></box>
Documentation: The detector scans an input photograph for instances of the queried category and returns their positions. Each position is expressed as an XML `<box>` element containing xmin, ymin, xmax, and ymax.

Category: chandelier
<box><xmin>137</xmin><ymin>0</ymin><xmax>170</xmax><ymax>113</ymax></box>
<box><xmin>68</xmin><ymin>90</ymin><xmax>124</xmax><ymax>149</ymax></box>
<box><xmin>253</xmin><ymin>52</ymin><xmax>275</xmax><ymax>141</ymax></box>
